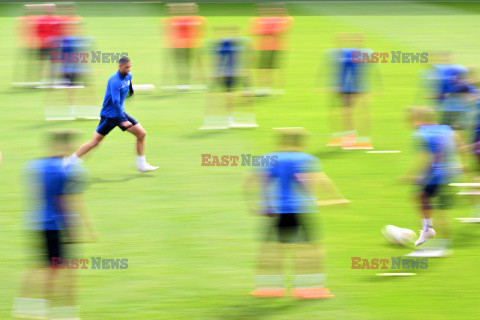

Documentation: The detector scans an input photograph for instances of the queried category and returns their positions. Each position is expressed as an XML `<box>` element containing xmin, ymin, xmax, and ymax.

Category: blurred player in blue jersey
<box><xmin>244</xmin><ymin>128</ymin><xmax>348</xmax><ymax>299</ymax></box>
<box><xmin>401</xmin><ymin>107</ymin><xmax>463</xmax><ymax>257</ymax></box>
<box><xmin>66</xmin><ymin>56</ymin><xmax>158</xmax><ymax>172</ymax></box>
<box><xmin>200</xmin><ymin>26</ymin><xmax>257</xmax><ymax>129</ymax></box>
<box><xmin>443</xmin><ymin>81</ymin><xmax>480</xmax><ymax>222</ymax></box>
<box><xmin>422</xmin><ymin>52</ymin><xmax>475</xmax><ymax>141</ymax></box>
<box><xmin>13</xmin><ymin>130</ymin><xmax>97</xmax><ymax>319</ymax></box>
<box><xmin>322</xmin><ymin>32</ymin><xmax>381</xmax><ymax>149</ymax></box>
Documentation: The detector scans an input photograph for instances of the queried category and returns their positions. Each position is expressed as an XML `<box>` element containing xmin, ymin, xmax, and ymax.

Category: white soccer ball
<box><xmin>382</xmin><ymin>225</ymin><xmax>417</xmax><ymax>247</ymax></box>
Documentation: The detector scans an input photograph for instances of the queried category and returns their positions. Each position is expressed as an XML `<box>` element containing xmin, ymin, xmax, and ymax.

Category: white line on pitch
<box><xmin>450</xmin><ymin>183</ymin><xmax>480</xmax><ymax>187</ymax></box>
<box><xmin>366</xmin><ymin>151</ymin><xmax>402</xmax><ymax>154</ymax></box>
<box><xmin>376</xmin><ymin>273</ymin><xmax>416</xmax><ymax>277</ymax></box>
<box><xmin>133</xmin><ymin>84</ymin><xmax>155</xmax><ymax>91</ymax></box>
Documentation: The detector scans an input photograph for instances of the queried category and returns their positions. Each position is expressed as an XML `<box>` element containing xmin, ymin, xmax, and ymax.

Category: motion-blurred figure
<box><xmin>57</xmin><ymin>1</ymin><xmax>85</xmax><ymax>88</ymax></box>
<box><xmin>243</xmin><ymin>128</ymin><xmax>348</xmax><ymax>299</ymax></box>
<box><xmin>401</xmin><ymin>107</ymin><xmax>463</xmax><ymax>257</ymax></box>
<box><xmin>13</xmin><ymin>4</ymin><xmax>42</xmax><ymax>87</ymax></box>
<box><xmin>422</xmin><ymin>52</ymin><xmax>476</xmax><ymax>143</ymax></box>
<box><xmin>250</xmin><ymin>3</ymin><xmax>293</xmax><ymax>97</ymax></box>
<box><xmin>322</xmin><ymin>32</ymin><xmax>381</xmax><ymax>149</ymax></box>
<box><xmin>200</xmin><ymin>25</ymin><xmax>257</xmax><ymax>129</ymax></box>
<box><xmin>45</xmin><ymin>2</ymin><xmax>98</xmax><ymax>120</ymax></box>
<box><xmin>13</xmin><ymin>130</ymin><xmax>97</xmax><ymax>320</ymax></box>
<box><xmin>36</xmin><ymin>3</ymin><xmax>62</xmax><ymax>85</ymax></box>
<box><xmin>437</xmin><ymin>73</ymin><xmax>480</xmax><ymax>222</ymax></box>
<box><xmin>161</xmin><ymin>2</ymin><xmax>207</xmax><ymax>92</ymax></box>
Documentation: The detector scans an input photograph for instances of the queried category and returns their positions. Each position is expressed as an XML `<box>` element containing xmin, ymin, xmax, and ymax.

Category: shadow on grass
<box><xmin>184</xmin><ymin>129</ymin><xmax>233</xmax><ymax>139</ymax></box>
<box><xmin>313</xmin><ymin>149</ymin><xmax>345</xmax><ymax>159</ymax></box>
<box><xmin>214</xmin><ymin>298</ymin><xmax>323</xmax><ymax>320</ymax></box>
<box><xmin>452</xmin><ymin>223</ymin><xmax>480</xmax><ymax>249</ymax></box>
<box><xmin>137</xmin><ymin>92</ymin><xmax>179</xmax><ymax>100</ymax></box>
<box><xmin>23</xmin><ymin>119</ymin><xmax>98</xmax><ymax>130</ymax></box>
<box><xmin>90</xmin><ymin>174</ymin><xmax>155</xmax><ymax>184</ymax></box>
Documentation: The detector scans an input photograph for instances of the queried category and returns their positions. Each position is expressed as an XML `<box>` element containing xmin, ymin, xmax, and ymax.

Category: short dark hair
<box><xmin>47</xmin><ymin>130</ymin><xmax>80</xmax><ymax>149</ymax></box>
<box><xmin>119</xmin><ymin>56</ymin><xmax>130</xmax><ymax>65</ymax></box>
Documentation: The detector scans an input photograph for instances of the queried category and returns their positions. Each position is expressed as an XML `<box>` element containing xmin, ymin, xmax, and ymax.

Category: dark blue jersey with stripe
<box><xmin>101</xmin><ymin>71</ymin><xmax>132</xmax><ymax>121</ymax></box>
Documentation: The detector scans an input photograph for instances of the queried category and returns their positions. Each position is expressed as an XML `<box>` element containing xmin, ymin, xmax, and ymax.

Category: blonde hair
<box><xmin>274</xmin><ymin>127</ymin><xmax>309</xmax><ymax>149</ymax></box>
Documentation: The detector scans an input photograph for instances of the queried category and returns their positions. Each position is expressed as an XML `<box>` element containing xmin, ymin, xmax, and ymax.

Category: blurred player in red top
<box><xmin>36</xmin><ymin>4</ymin><xmax>62</xmax><ymax>83</ymax></box>
<box><xmin>250</xmin><ymin>3</ymin><xmax>293</xmax><ymax>96</ymax></box>
<box><xmin>162</xmin><ymin>3</ymin><xmax>207</xmax><ymax>92</ymax></box>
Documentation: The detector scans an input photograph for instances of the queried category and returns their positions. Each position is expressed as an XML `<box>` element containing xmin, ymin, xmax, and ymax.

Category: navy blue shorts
<box><xmin>96</xmin><ymin>113</ymin><xmax>138</xmax><ymax>136</ymax></box>
<box><xmin>422</xmin><ymin>184</ymin><xmax>440</xmax><ymax>197</ymax></box>
<box><xmin>264</xmin><ymin>213</ymin><xmax>317</xmax><ymax>243</ymax></box>
<box><xmin>421</xmin><ymin>183</ymin><xmax>454</xmax><ymax>209</ymax></box>
<box><xmin>44</xmin><ymin>229</ymin><xmax>64</xmax><ymax>267</ymax></box>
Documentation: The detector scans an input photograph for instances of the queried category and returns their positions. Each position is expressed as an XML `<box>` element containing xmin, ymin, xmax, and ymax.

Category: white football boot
<box><xmin>415</xmin><ymin>228</ymin><xmax>436</xmax><ymax>246</ymax></box>
<box><xmin>138</xmin><ymin>163</ymin><xmax>159</xmax><ymax>173</ymax></box>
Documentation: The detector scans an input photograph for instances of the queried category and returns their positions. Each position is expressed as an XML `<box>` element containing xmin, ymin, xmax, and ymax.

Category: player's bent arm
<box><xmin>296</xmin><ymin>172</ymin><xmax>349</xmax><ymax>205</ymax></box>
<box><xmin>316</xmin><ymin>172</ymin><xmax>346</xmax><ymax>197</ymax></box>
<box><xmin>400</xmin><ymin>151</ymin><xmax>431</xmax><ymax>184</ymax></box>
<box><xmin>242</xmin><ymin>171</ymin><xmax>261</xmax><ymax>215</ymax></box>
<box><xmin>451</xmin><ymin>131</ymin><xmax>469</xmax><ymax>173</ymax></box>
<box><xmin>454</xmin><ymin>131</ymin><xmax>467</xmax><ymax>157</ymax></box>
<box><xmin>127</xmin><ymin>81</ymin><xmax>134</xmax><ymax>98</ymax></box>
<box><xmin>65</xmin><ymin>193</ymin><xmax>98</xmax><ymax>242</ymax></box>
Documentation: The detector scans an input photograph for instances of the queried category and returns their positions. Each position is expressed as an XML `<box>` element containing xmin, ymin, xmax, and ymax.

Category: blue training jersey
<box><xmin>414</xmin><ymin>124</ymin><xmax>458</xmax><ymax>185</ymax></box>
<box><xmin>25</xmin><ymin>158</ymin><xmax>88</xmax><ymax>231</ymax></box>
<box><xmin>261</xmin><ymin>152</ymin><xmax>320</xmax><ymax>214</ymax></box>
<box><xmin>100</xmin><ymin>71</ymin><xmax>132</xmax><ymax>121</ymax></box>
<box><xmin>210</xmin><ymin>37</ymin><xmax>250</xmax><ymax>77</ymax></box>
<box><xmin>60</xmin><ymin>36</ymin><xmax>91</xmax><ymax>74</ymax></box>
<box><xmin>328</xmin><ymin>48</ymin><xmax>372</xmax><ymax>93</ymax></box>
<box><xmin>215</xmin><ymin>38</ymin><xmax>239</xmax><ymax>76</ymax></box>
<box><xmin>428</xmin><ymin>64</ymin><xmax>470</xmax><ymax>110</ymax></box>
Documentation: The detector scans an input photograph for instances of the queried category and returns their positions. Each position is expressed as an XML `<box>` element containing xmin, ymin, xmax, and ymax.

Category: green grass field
<box><xmin>1</xmin><ymin>1</ymin><xmax>480</xmax><ymax>319</ymax></box>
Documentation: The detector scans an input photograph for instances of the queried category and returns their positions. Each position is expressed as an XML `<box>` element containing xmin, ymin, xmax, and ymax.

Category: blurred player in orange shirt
<box><xmin>250</xmin><ymin>3</ymin><xmax>293</xmax><ymax>96</ymax></box>
<box><xmin>162</xmin><ymin>3</ymin><xmax>207</xmax><ymax>92</ymax></box>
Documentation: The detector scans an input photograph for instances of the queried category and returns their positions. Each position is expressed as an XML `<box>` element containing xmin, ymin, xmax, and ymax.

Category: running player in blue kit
<box><xmin>402</xmin><ymin>107</ymin><xmax>463</xmax><ymax>256</ymax></box>
<box><xmin>66</xmin><ymin>57</ymin><xmax>158</xmax><ymax>172</ymax></box>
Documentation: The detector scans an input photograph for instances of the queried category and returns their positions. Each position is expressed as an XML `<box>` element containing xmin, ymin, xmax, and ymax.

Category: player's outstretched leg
<box><xmin>126</xmin><ymin>123</ymin><xmax>158</xmax><ymax>172</ymax></box>
<box><xmin>67</xmin><ymin>132</ymin><xmax>105</xmax><ymax>164</ymax></box>
<box><xmin>415</xmin><ymin>191</ymin><xmax>436</xmax><ymax>247</ymax></box>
